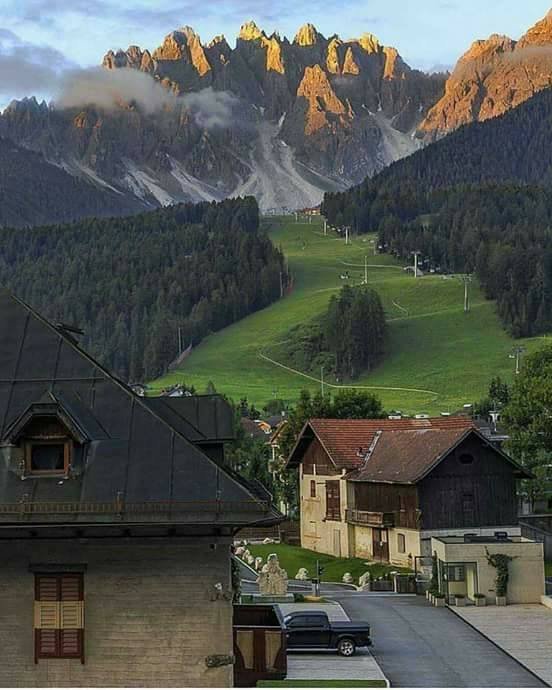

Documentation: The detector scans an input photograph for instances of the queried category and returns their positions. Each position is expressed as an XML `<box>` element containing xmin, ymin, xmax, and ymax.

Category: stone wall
<box><xmin>0</xmin><ymin>539</ymin><xmax>234</xmax><ymax>687</ymax></box>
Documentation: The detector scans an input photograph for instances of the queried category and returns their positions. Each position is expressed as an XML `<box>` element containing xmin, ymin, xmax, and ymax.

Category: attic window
<box><xmin>19</xmin><ymin>416</ymin><xmax>73</xmax><ymax>477</ymax></box>
<box><xmin>459</xmin><ymin>453</ymin><xmax>474</xmax><ymax>465</ymax></box>
<box><xmin>30</xmin><ymin>443</ymin><xmax>67</xmax><ymax>472</ymax></box>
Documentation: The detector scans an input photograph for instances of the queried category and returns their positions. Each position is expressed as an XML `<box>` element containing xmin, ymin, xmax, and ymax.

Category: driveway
<box><xmin>454</xmin><ymin>604</ymin><xmax>552</xmax><ymax>686</ymax></box>
<box><xmin>335</xmin><ymin>594</ymin><xmax>546</xmax><ymax>687</ymax></box>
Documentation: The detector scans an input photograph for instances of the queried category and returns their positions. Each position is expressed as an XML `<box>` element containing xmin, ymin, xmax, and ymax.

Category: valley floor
<box><xmin>151</xmin><ymin>216</ymin><xmax>544</xmax><ymax>415</ymax></box>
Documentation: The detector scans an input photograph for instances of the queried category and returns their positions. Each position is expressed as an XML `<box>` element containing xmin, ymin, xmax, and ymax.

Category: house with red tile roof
<box><xmin>287</xmin><ymin>417</ymin><xmax>531</xmax><ymax>568</ymax></box>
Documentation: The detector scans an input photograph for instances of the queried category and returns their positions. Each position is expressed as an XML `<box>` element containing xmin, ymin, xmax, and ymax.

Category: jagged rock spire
<box><xmin>294</xmin><ymin>23</ymin><xmax>322</xmax><ymax>46</ymax></box>
<box><xmin>239</xmin><ymin>21</ymin><xmax>264</xmax><ymax>41</ymax></box>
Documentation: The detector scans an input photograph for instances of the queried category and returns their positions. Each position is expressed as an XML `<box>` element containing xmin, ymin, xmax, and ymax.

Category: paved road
<box><xmin>335</xmin><ymin>594</ymin><xmax>546</xmax><ymax>688</ymax></box>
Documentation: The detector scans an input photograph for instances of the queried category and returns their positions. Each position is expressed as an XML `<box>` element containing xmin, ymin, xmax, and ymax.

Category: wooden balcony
<box><xmin>345</xmin><ymin>508</ymin><xmax>395</xmax><ymax>528</ymax></box>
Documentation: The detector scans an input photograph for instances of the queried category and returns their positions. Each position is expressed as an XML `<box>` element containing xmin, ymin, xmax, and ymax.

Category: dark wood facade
<box><xmin>417</xmin><ymin>434</ymin><xmax>518</xmax><ymax>530</ymax></box>
<box><xmin>351</xmin><ymin>434</ymin><xmax>519</xmax><ymax>531</ymax></box>
<box><xmin>301</xmin><ymin>437</ymin><xmax>337</xmax><ymax>476</ymax></box>
<box><xmin>352</xmin><ymin>483</ymin><xmax>419</xmax><ymax>529</ymax></box>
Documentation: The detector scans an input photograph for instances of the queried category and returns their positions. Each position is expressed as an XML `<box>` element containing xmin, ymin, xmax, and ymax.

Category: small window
<box><xmin>459</xmin><ymin>453</ymin><xmax>474</xmax><ymax>465</ymax></box>
<box><xmin>34</xmin><ymin>573</ymin><xmax>84</xmax><ymax>663</ymax></box>
<box><xmin>445</xmin><ymin>565</ymin><xmax>465</xmax><ymax>582</ymax></box>
<box><xmin>31</xmin><ymin>444</ymin><xmax>65</xmax><ymax>471</ymax></box>
<box><xmin>397</xmin><ymin>533</ymin><xmax>406</xmax><ymax>553</ymax></box>
<box><xmin>325</xmin><ymin>481</ymin><xmax>341</xmax><ymax>521</ymax></box>
<box><xmin>462</xmin><ymin>493</ymin><xmax>475</xmax><ymax>518</ymax></box>
<box><xmin>26</xmin><ymin>440</ymin><xmax>71</xmax><ymax>476</ymax></box>
<box><xmin>310</xmin><ymin>480</ymin><xmax>316</xmax><ymax>498</ymax></box>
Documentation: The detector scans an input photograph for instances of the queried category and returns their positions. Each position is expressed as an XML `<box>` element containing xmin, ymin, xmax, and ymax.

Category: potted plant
<box><xmin>486</xmin><ymin>549</ymin><xmax>514</xmax><ymax>606</ymax></box>
<box><xmin>454</xmin><ymin>594</ymin><xmax>466</xmax><ymax>607</ymax></box>
<box><xmin>474</xmin><ymin>593</ymin><xmax>487</xmax><ymax>607</ymax></box>
<box><xmin>433</xmin><ymin>592</ymin><xmax>446</xmax><ymax>607</ymax></box>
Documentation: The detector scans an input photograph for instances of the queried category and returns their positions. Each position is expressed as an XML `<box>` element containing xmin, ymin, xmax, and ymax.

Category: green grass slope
<box><xmin>151</xmin><ymin>217</ymin><xmax>545</xmax><ymax>414</ymax></box>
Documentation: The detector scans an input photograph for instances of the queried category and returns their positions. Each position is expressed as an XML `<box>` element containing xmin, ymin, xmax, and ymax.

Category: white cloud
<box><xmin>54</xmin><ymin>67</ymin><xmax>238</xmax><ymax>128</ymax></box>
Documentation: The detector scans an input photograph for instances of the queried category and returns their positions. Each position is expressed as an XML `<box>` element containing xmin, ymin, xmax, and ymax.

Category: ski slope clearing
<box><xmin>151</xmin><ymin>217</ymin><xmax>543</xmax><ymax>414</ymax></box>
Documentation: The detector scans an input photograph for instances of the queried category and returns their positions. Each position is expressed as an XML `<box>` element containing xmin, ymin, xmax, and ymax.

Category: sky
<box><xmin>1</xmin><ymin>0</ymin><xmax>552</xmax><ymax>107</ymax></box>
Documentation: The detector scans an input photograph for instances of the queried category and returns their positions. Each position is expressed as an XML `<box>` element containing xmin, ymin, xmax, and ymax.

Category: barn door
<box><xmin>372</xmin><ymin>528</ymin><xmax>389</xmax><ymax>562</ymax></box>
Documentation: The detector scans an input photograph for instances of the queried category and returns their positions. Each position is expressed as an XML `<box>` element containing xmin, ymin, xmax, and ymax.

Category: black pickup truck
<box><xmin>283</xmin><ymin>611</ymin><xmax>371</xmax><ymax>657</ymax></box>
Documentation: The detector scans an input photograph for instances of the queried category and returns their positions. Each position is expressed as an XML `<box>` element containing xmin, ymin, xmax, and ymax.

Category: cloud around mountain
<box><xmin>56</xmin><ymin>67</ymin><xmax>238</xmax><ymax>127</ymax></box>
<box><xmin>0</xmin><ymin>28</ymin><xmax>74</xmax><ymax>101</ymax></box>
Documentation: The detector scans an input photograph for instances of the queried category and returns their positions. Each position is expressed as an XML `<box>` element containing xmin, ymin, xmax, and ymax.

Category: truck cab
<box><xmin>284</xmin><ymin>611</ymin><xmax>371</xmax><ymax>657</ymax></box>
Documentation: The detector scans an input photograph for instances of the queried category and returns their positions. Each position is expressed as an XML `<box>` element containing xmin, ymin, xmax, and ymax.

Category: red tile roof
<box><xmin>346</xmin><ymin>427</ymin><xmax>472</xmax><ymax>483</ymax></box>
<box><xmin>305</xmin><ymin>417</ymin><xmax>475</xmax><ymax>471</ymax></box>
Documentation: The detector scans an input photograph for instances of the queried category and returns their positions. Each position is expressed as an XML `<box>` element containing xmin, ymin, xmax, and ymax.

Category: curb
<box><xmin>447</xmin><ymin>606</ymin><xmax>549</xmax><ymax>687</ymax></box>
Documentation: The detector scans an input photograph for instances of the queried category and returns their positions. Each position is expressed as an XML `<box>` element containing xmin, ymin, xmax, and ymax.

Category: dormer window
<box><xmin>27</xmin><ymin>440</ymin><xmax>71</xmax><ymax>475</ymax></box>
<box><xmin>20</xmin><ymin>416</ymin><xmax>73</xmax><ymax>477</ymax></box>
<box><xmin>3</xmin><ymin>397</ymin><xmax>90</xmax><ymax>480</ymax></box>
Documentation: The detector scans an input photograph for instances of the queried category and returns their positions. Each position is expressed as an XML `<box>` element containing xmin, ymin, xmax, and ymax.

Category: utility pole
<box><xmin>510</xmin><ymin>346</ymin><xmax>526</xmax><ymax>375</ymax></box>
<box><xmin>320</xmin><ymin>366</ymin><xmax>325</xmax><ymax>397</ymax></box>
<box><xmin>460</xmin><ymin>274</ymin><xmax>472</xmax><ymax>313</ymax></box>
<box><xmin>344</xmin><ymin>226</ymin><xmax>350</xmax><ymax>245</ymax></box>
<box><xmin>294</xmin><ymin>211</ymin><xmax>298</xmax><ymax>223</ymax></box>
<box><xmin>410</xmin><ymin>251</ymin><xmax>421</xmax><ymax>278</ymax></box>
<box><xmin>323</xmin><ymin>219</ymin><xmax>327</xmax><ymax>235</ymax></box>
<box><xmin>178</xmin><ymin>327</ymin><xmax>183</xmax><ymax>353</ymax></box>
<box><xmin>364</xmin><ymin>255</ymin><xmax>368</xmax><ymax>285</ymax></box>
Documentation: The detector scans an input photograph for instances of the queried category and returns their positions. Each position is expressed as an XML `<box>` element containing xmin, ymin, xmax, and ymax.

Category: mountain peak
<box><xmin>358</xmin><ymin>32</ymin><xmax>381</xmax><ymax>54</ymax></box>
<box><xmin>239</xmin><ymin>21</ymin><xmax>264</xmax><ymax>41</ymax></box>
<box><xmin>294</xmin><ymin>23</ymin><xmax>322</xmax><ymax>46</ymax></box>
<box><xmin>518</xmin><ymin>9</ymin><xmax>552</xmax><ymax>48</ymax></box>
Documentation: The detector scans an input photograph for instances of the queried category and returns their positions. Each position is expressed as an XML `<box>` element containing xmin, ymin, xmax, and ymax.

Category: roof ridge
<box><xmin>4</xmin><ymin>291</ymin><xmax>265</xmax><ymax>505</ymax></box>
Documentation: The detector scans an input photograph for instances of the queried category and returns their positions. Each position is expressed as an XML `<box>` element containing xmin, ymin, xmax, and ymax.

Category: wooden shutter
<box><xmin>34</xmin><ymin>573</ymin><xmax>84</xmax><ymax>664</ymax></box>
<box><xmin>35</xmin><ymin>631</ymin><xmax>59</xmax><ymax>659</ymax></box>
<box><xmin>60</xmin><ymin>630</ymin><xmax>83</xmax><ymax>659</ymax></box>
<box><xmin>34</xmin><ymin>602</ymin><xmax>60</xmax><ymax>629</ymax></box>
<box><xmin>35</xmin><ymin>575</ymin><xmax>59</xmax><ymax>601</ymax></box>
<box><xmin>60</xmin><ymin>574</ymin><xmax>82</xmax><ymax>601</ymax></box>
<box><xmin>326</xmin><ymin>481</ymin><xmax>341</xmax><ymax>521</ymax></box>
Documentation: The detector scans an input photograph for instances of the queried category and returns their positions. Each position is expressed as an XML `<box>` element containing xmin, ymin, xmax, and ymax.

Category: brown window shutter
<box><xmin>36</xmin><ymin>630</ymin><xmax>60</xmax><ymax>659</ymax></box>
<box><xmin>34</xmin><ymin>573</ymin><xmax>85</xmax><ymax>664</ymax></box>
<box><xmin>60</xmin><ymin>574</ymin><xmax>83</xmax><ymax>601</ymax></box>
<box><xmin>35</xmin><ymin>575</ymin><xmax>59</xmax><ymax>601</ymax></box>
<box><xmin>60</xmin><ymin>630</ymin><xmax>83</xmax><ymax>659</ymax></box>
<box><xmin>325</xmin><ymin>481</ymin><xmax>341</xmax><ymax>520</ymax></box>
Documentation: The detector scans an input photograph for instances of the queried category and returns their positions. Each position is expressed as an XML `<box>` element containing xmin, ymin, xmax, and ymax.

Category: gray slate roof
<box><xmin>0</xmin><ymin>290</ymin><xmax>279</xmax><ymax>529</ymax></box>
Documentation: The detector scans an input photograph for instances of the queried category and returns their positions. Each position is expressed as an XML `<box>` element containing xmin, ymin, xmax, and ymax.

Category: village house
<box><xmin>0</xmin><ymin>290</ymin><xmax>281</xmax><ymax>688</ymax></box>
<box><xmin>287</xmin><ymin>417</ymin><xmax>534</xmax><ymax>570</ymax></box>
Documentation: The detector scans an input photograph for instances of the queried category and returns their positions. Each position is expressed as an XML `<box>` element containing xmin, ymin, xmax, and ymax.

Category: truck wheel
<box><xmin>338</xmin><ymin>638</ymin><xmax>356</xmax><ymax>657</ymax></box>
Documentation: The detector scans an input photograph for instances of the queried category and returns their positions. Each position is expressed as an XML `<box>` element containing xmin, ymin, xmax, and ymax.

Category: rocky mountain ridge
<box><xmin>418</xmin><ymin>9</ymin><xmax>552</xmax><ymax>138</ymax></box>
<box><xmin>5</xmin><ymin>11</ymin><xmax>552</xmax><ymax>218</ymax></box>
<box><xmin>0</xmin><ymin>21</ymin><xmax>444</xmax><ymax>214</ymax></box>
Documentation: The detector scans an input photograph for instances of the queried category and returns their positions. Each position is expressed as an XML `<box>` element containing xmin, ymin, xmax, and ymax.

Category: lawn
<box><xmin>241</xmin><ymin>543</ymin><xmax>410</xmax><ymax>583</ymax></box>
<box><xmin>150</xmin><ymin>216</ymin><xmax>545</xmax><ymax>414</ymax></box>
<box><xmin>546</xmin><ymin>562</ymin><xmax>552</xmax><ymax>577</ymax></box>
<box><xmin>257</xmin><ymin>681</ymin><xmax>387</xmax><ymax>687</ymax></box>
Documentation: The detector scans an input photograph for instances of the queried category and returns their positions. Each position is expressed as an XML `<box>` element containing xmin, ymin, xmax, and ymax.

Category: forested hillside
<box><xmin>0</xmin><ymin>197</ymin><xmax>284</xmax><ymax>380</ymax></box>
<box><xmin>0</xmin><ymin>137</ymin><xmax>144</xmax><ymax>227</ymax></box>
<box><xmin>274</xmin><ymin>285</ymin><xmax>386</xmax><ymax>380</ymax></box>
<box><xmin>322</xmin><ymin>89</ymin><xmax>552</xmax><ymax>339</ymax></box>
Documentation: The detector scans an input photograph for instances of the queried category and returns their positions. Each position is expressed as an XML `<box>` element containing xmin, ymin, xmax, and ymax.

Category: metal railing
<box><xmin>0</xmin><ymin>498</ymin><xmax>271</xmax><ymax>518</ymax></box>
